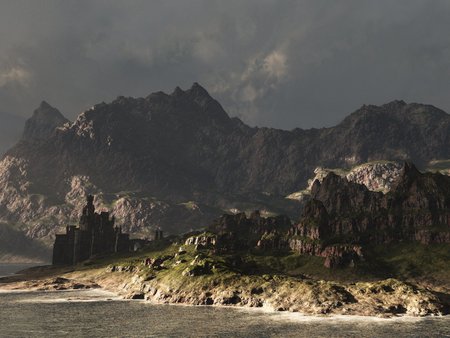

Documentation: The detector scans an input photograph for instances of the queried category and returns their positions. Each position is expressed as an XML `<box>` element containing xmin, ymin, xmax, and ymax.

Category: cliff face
<box><xmin>207</xmin><ymin>211</ymin><xmax>292</xmax><ymax>252</ymax></box>
<box><xmin>290</xmin><ymin>163</ymin><xmax>450</xmax><ymax>267</ymax></box>
<box><xmin>203</xmin><ymin>163</ymin><xmax>449</xmax><ymax>268</ymax></box>
<box><xmin>0</xmin><ymin>83</ymin><xmax>449</xmax><ymax>244</ymax></box>
<box><xmin>345</xmin><ymin>162</ymin><xmax>403</xmax><ymax>193</ymax></box>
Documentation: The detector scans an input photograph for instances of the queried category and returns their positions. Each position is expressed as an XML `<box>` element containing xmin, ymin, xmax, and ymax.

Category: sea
<box><xmin>0</xmin><ymin>264</ymin><xmax>449</xmax><ymax>338</ymax></box>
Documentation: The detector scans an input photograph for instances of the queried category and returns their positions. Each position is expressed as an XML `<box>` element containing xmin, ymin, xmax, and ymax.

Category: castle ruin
<box><xmin>52</xmin><ymin>195</ymin><xmax>130</xmax><ymax>265</ymax></box>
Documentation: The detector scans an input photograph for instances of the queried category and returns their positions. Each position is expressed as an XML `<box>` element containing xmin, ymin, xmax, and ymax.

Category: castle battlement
<box><xmin>52</xmin><ymin>195</ymin><xmax>130</xmax><ymax>265</ymax></box>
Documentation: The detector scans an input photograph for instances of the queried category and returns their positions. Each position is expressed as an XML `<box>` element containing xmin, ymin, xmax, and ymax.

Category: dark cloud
<box><xmin>0</xmin><ymin>0</ymin><xmax>449</xmax><ymax>129</ymax></box>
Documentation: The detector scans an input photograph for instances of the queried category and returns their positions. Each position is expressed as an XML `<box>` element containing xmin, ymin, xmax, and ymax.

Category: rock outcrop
<box><xmin>208</xmin><ymin>210</ymin><xmax>291</xmax><ymax>252</ymax></box>
<box><xmin>290</xmin><ymin>163</ymin><xmax>450</xmax><ymax>267</ymax></box>
<box><xmin>346</xmin><ymin>161</ymin><xmax>403</xmax><ymax>193</ymax></box>
<box><xmin>0</xmin><ymin>156</ymin><xmax>218</xmax><ymax>242</ymax></box>
<box><xmin>287</xmin><ymin>161</ymin><xmax>405</xmax><ymax>203</ymax></box>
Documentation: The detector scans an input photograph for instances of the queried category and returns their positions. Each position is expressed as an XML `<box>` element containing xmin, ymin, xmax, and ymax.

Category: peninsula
<box><xmin>1</xmin><ymin>163</ymin><xmax>449</xmax><ymax>318</ymax></box>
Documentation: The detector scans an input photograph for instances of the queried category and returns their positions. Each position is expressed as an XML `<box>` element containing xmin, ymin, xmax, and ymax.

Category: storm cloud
<box><xmin>0</xmin><ymin>0</ymin><xmax>449</xmax><ymax>129</ymax></box>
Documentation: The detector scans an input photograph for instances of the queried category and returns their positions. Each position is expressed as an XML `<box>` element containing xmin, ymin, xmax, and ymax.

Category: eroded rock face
<box><xmin>290</xmin><ymin>163</ymin><xmax>450</xmax><ymax>266</ymax></box>
<box><xmin>290</xmin><ymin>161</ymin><xmax>404</xmax><ymax>199</ymax></box>
<box><xmin>0</xmin><ymin>156</ymin><xmax>70</xmax><ymax>238</ymax></box>
<box><xmin>208</xmin><ymin>210</ymin><xmax>291</xmax><ymax>252</ymax></box>
<box><xmin>287</xmin><ymin>161</ymin><xmax>405</xmax><ymax>207</ymax></box>
<box><xmin>0</xmin><ymin>156</ymin><xmax>216</xmax><ymax>241</ymax></box>
<box><xmin>322</xmin><ymin>245</ymin><xmax>363</xmax><ymax>268</ymax></box>
<box><xmin>346</xmin><ymin>162</ymin><xmax>403</xmax><ymax>193</ymax></box>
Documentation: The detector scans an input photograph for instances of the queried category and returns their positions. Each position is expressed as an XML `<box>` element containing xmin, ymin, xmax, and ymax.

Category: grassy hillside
<box><xmin>4</xmin><ymin>238</ymin><xmax>448</xmax><ymax>317</ymax></box>
<box><xmin>83</xmin><ymin>239</ymin><xmax>450</xmax><ymax>290</ymax></box>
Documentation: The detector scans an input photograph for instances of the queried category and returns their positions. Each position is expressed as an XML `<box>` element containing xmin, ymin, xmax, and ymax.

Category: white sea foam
<box><xmin>266</xmin><ymin>311</ymin><xmax>426</xmax><ymax>323</ymax></box>
<box><xmin>10</xmin><ymin>289</ymin><xmax>122</xmax><ymax>303</ymax></box>
<box><xmin>229</xmin><ymin>305</ymin><xmax>435</xmax><ymax>323</ymax></box>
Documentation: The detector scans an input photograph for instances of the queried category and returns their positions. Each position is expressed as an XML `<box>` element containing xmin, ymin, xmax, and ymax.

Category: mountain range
<box><xmin>0</xmin><ymin>83</ymin><xmax>449</xmax><ymax>260</ymax></box>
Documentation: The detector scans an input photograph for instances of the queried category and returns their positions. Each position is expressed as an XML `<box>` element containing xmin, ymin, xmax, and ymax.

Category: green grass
<box><xmin>364</xmin><ymin>243</ymin><xmax>450</xmax><ymax>284</ymax></box>
<box><xmin>245</xmin><ymin>251</ymin><xmax>379</xmax><ymax>283</ymax></box>
<box><xmin>77</xmin><ymin>239</ymin><xmax>450</xmax><ymax>290</ymax></box>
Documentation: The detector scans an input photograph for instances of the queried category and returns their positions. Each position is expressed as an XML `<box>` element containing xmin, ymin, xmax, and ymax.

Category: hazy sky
<box><xmin>0</xmin><ymin>0</ymin><xmax>449</xmax><ymax>129</ymax></box>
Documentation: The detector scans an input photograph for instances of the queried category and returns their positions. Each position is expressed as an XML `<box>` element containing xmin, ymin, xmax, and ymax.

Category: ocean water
<box><xmin>0</xmin><ymin>264</ymin><xmax>449</xmax><ymax>338</ymax></box>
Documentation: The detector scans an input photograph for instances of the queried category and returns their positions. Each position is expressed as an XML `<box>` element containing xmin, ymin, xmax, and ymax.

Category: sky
<box><xmin>0</xmin><ymin>0</ymin><xmax>449</xmax><ymax>129</ymax></box>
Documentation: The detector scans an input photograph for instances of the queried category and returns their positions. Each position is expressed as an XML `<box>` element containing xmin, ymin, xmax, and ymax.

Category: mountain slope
<box><xmin>0</xmin><ymin>83</ymin><xmax>449</xmax><ymax>243</ymax></box>
<box><xmin>22</xmin><ymin>101</ymin><xmax>69</xmax><ymax>141</ymax></box>
<box><xmin>6</xmin><ymin>85</ymin><xmax>450</xmax><ymax>197</ymax></box>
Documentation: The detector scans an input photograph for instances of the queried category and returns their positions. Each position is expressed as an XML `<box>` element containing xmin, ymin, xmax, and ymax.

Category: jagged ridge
<box><xmin>0</xmin><ymin>84</ymin><xmax>449</xmax><ymax>243</ymax></box>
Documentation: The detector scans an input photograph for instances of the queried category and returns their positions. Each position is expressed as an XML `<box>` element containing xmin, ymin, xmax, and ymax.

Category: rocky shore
<box><xmin>1</xmin><ymin>244</ymin><xmax>449</xmax><ymax>319</ymax></box>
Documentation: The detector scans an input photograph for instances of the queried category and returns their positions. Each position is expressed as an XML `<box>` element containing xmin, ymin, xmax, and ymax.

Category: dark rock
<box><xmin>209</xmin><ymin>212</ymin><xmax>291</xmax><ymax>252</ymax></box>
<box><xmin>72</xmin><ymin>283</ymin><xmax>88</xmax><ymax>289</ymax></box>
<box><xmin>250</xmin><ymin>287</ymin><xmax>264</xmax><ymax>295</ymax></box>
<box><xmin>182</xmin><ymin>264</ymin><xmax>211</xmax><ymax>277</ymax></box>
<box><xmin>221</xmin><ymin>294</ymin><xmax>241</xmax><ymax>305</ymax></box>
<box><xmin>3</xmin><ymin>85</ymin><xmax>449</xmax><ymax>242</ymax></box>
<box><xmin>53</xmin><ymin>277</ymin><xmax>70</xmax><ymax>284</ymax></box>
<box><xmin>22</xmin><ymin>101</ymin><xmax>69</xmax><ymax>141</ymax></box>
<box><xmin>128</xmin><ymin>292</ymin><xmax>145</xmax><ymax>300</ymax></box>
<box><xmin>289</xmin><ymin>165</ymin><xmax>450</xmax><ymax>267</ymax></box>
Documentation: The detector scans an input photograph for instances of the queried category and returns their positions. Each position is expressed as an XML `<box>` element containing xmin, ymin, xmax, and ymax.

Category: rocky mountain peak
<box><xmin>382</xmin><ymin>99</ymin><xmax>407</xmax><ymax>110</ymax></box>
<box><xmin>172</xmin><ymin>86</ymin><xmax>184</xmax><ymax>97</ymax></box>
<box><xmin>38</xmin><ymin>100</ymin><xmax>53</xmax><ymax>110</ymax></box>
<box><xmin>170</xmin><ymin>83</ymin><xmax>211</xmax><ymax>98</ymax></box>
<box><xmin>34</xmin><ymin>101</ymin><xmax>64</xmax><ymax>119</ymax></box>
<box><xmin>22</xmin><ymin>101</ymin><xmax>69</xmax><ymax>141</ymax></box>
<box><xmin>187</xmin><ymin>82</ymin><xmax>210</xmax><ymax>98</ymax></box>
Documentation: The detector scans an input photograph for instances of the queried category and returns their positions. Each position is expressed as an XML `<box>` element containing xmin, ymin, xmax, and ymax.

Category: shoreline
<box><xmin>1</xmin><ymin>263</ymin><xmax>449</xmax><ymax>319</ymax></box>
<box><xmin>0</xmin><ymin>285</ymin><xmax>449</xmax><ymax>322</ymax></box>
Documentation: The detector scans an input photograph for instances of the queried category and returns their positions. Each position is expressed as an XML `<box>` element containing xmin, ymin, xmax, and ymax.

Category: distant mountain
<box><xmin>0</xmin><ymin>111</ymin><xmax>25</xmax><ymax>156</ymax></box>
<box><xmin>0</xmin><ymin>83</ymin><xmax>449</xmax><ymax>245</ymax></box>
<box><xmin>22</xmin><ymin>101</ymin><xmax>69</xmax><ymax>141</ymax></box>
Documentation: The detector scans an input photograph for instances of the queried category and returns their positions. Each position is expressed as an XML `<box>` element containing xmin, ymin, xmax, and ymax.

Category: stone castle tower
<box><xmin>52</xmin><ymin>195</ymin><xmax>129</xmax><ymax>265</ymax></box>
